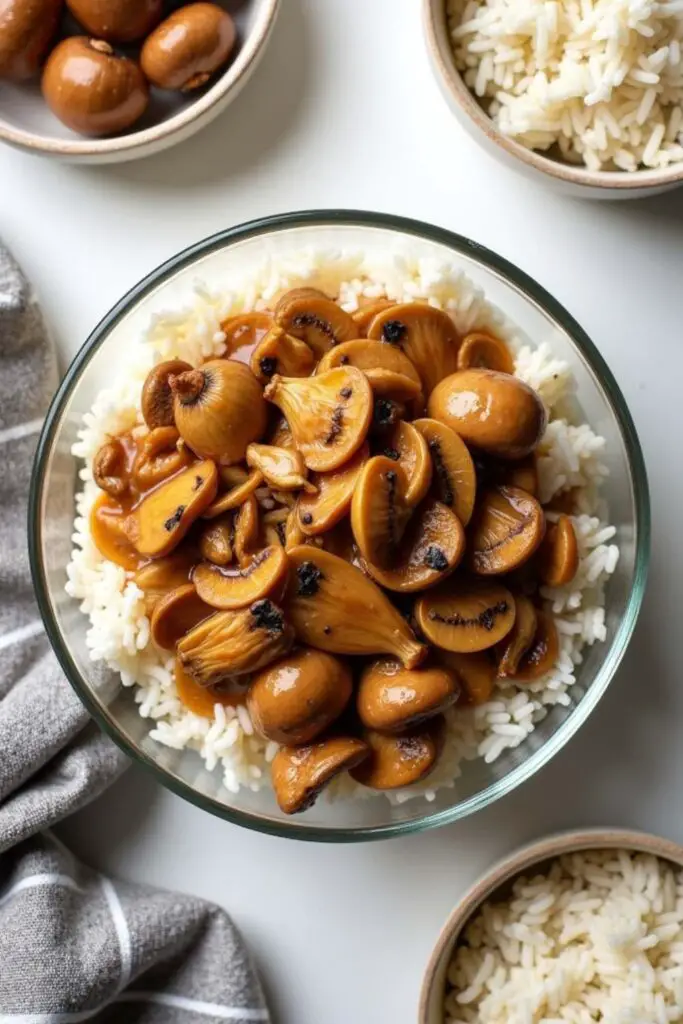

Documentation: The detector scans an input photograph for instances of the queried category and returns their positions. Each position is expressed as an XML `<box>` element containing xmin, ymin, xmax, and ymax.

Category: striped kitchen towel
<box><xmin>0</xmin><ymin>246</ymin><xmax>270</xmax><ymax>1023</ymax></box>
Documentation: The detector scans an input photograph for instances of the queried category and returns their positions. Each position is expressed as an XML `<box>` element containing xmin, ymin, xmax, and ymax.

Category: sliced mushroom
<box><xmin>90</xmin><ymin>493</ymin><xmax>139</xmax><ymax>570</ymax></box>
<box><xmin>174</xmin><ymin>659</ymin><xmax>250</xmax><ymax>718</ymax></box>
<box><xmin>371</xmin><ymin>397</ymin><xmax>406</xmax><ymax>434</ymax></box>
<box><xmin>271</xmin><ymin>736</ymin><xmax>370</xmax><ymax>814</ymax></box>
<box><xmin>233</xmin><ymin>494</ymin><xmax>259</xmax><ymax>566</ymax></box>
<box><xmin>141</xmin><ymin>359</ymin><xmax>192</xmax><ymax>429</ymax></box>
<box><xmin>350</xmin><ymin>456</ymin><xmax>411</xmax><ymax>569</ymax></box>
<box><xmin>362</xmin><ymin>499</ymin><xmax>465</xmax><ymax>594</ymax></box>
<box><xmin>220</xmin><ymin>311</ymin><xmax>272</xmax><ymax>364</ymax></box>
<box><xmin>177</xmin><ymin>599</ymin><xmax>295</xmax><ymax>687</ymax></box>
<box><xmin>274</xmin><ymin>287</ymin><xmax>357</xmax><ymax>357</ymax></box>
<box><xmin>380</xmin><ymin>420</ymin><xmax>432</xmax><ymax>508</ymax></box>
<box><xmin>367</xmin><ymin>302</ymin><xmax>460</xmax><ymax>395</ymax></box>
<box><xmin>264</xmin><ymin>367</ymin><xmax>372</xmax><ymax>472</ymax></box>
<box><xmin>493</xmin><ymin>454</ymin><xmax>539</xmax><ymax>498</ymax></box>
<box><xmin>350</xmin><ymin>719</ymin><xmax>444</xmax><ymax>790</ymax></box>
<box><xmin>248</xmin><ymin>647</ymin><xmax>353</xmax><ymax>745</ymax></box>
<box><xmin>457</xmin><ymin>331</ymin><xmax>515</xmax><ymax>375</ymax></box>
<box><xmin>171</xmin><ymin>360</ymin><xmax>267</xmax><ymax>463</ymax></box>
<box><xmin>246</xmin><ymin>443</ymin><xmax>314</xmax><ymax>493</ymax></box>
<box><xmin>497</xmin><ymin>593</ymin><xmax>537</xmax><ymax>677</ymax></box>
<box><xmin>317</xmin><ymin>338</ymin><xmax>423</xmax><ymax>403</ymax></box>
<box><xmin>250</xmin><ymin>326</ymin><xmax>316</xmax><ymax>383</ymax></box>
<box><xmin>357</xmin><ymin>658</ymin><xmax>460</xmax><ymax>733</ymax></box>
<box><xmin>538</xmin><ymin>515</ymin><xmax>579</xmax><ymax>587</ymax></box>
<box><xmin>297</xmin><ymin>443</ymin><xmax>369</xmax><ymax>536</ymax></box>
<box><xmin>284</xmin><ymin>507</ymin><xmax>308</xmax><ymax>552</ymax></box>
<box><xmin>193</xmin><ymin>544</ymin><xmax>288</xmax><ymax>610</ymax></box>
<box><xmin>469</xmin><ymin>486</ymin><xmax>545</xmax><ymax>575</ymax></box>
<box><xmin>351</xmin><ymin>298</ymin><xmax>397</xmax><ymax>336</ymax></box>
<box><xmin>93</xmin><ymin>437</ymin><xmax>130</xmax><ymax>497</ymax></box>
<box><xmin>198</xmin><ymin>515</ymin><xmax>233</xmax><ymax>567</ymax></box>
<box><xmin>513</xmin><ymin>610</ymin><xmax>559</xmax><ymax>682</ymax></box>
<box><xmin>202</xmin><ymin>466</ymin><xmax>263</xmax><ymax>519</ymax></box>
<box><xmin>131</xmin><ymin>460</ymin><xmax>218</xmax><ymax>558</ymax></box>
<box><xmin>261</xmin><ymin>506</ymin><xmax>288</xmax><ymax>549</ymax></box>
<box><xmin>284</xmin><ymin>546</ymin><xmax>427</xmax><ymax>669</ymax></box>
<box><xmin>413</xmin><ymin>417</ymin><xmax>477</xmax><ymax>526</ymax></box>
<box><xmin>132</xmin><ymin>426</ymin><xmax>191</xmax><ymax>490</ymax></box>
<box><xmin>437</xmin><ymin>650</ymin><xmax>496</xmax><ymax>705</ymax></box>
<box><xmin>150</xmin><ymin>583</ymin><xmax>213</xmax><ymax>650</ymax></box>
<box><xmin>415</xmin><ymin>579</ymin><xmax>516</xmax><ymax>653</ymax></box>
<box><xmin>133</xmin><ymin>547</ymin><xmax>197</xmax><ymax>605</ymax></box>
<box><xmin>428</xmin><ymin>369</ymin><xmax>546</xmax><ymax>460</ymax></box>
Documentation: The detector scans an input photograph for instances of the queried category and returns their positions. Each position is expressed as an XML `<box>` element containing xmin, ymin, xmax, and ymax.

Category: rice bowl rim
<box><xmin>418</xmin><ymin>827</ymin><xmax>683</xmax><ymax>1023</ymax></box>
<box><xmin>28</xmin><ymin>210</ymin><xmax>651</xmax><ymax>843</ymax></box>
<box><xmin>424</xmin><ymin>0</ymin><xmax>683</xmax><ymax>193</ymax></box>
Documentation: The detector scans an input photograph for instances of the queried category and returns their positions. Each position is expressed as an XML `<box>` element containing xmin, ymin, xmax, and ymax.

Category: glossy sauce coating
<box><xmin>140</xmin><ymin>2</ymin><xmax>236</xmax><ymax>91</ymax></box>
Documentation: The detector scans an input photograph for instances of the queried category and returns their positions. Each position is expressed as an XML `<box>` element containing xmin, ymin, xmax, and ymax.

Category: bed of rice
<box><xmin>65</xmin><ymin>250</ymin><xmax>618</xmax><ymax>805</ymax></box>
<box><xmin>444</xmin><ymin>849</ymin><xmax>683</xmax><ymax>1023</ymax></box>
<box><xmin>447</xmin><ymin>0</ymin><xmax>683</xmax><ymax>172</ymax></box>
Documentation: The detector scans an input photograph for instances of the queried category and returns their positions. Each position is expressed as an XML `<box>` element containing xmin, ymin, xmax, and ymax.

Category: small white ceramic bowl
<box><xmin>419</xmin><ymin>828</ymin><xmax>683</xmax><ymax>1023</ymax></box>
<box><xmin>0</xmin><ymin>0</ymin><xmax>279</xmax><ymax>164</ymax></box>
<box><xmin>423</xmin><ymin>0</ymin><xmax>683</xmax><ymax>199</ymax></box>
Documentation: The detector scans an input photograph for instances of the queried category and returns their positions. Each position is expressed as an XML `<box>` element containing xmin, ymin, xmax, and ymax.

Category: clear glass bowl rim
<box><xmin>28</xmin><ymin>209</ymin><xmax>651</xmax><ymax>843</ymax></box>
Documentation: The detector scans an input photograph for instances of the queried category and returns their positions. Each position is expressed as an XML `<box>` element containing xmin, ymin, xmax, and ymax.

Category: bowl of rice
<box><xmin>424</xmin><ymin>0</ymin><xmax>683</xmax><ymax>197</ymax></box>
<box><xmin>420</xmin><ymin>828</ymin><xmax>683</xmax><ymax>1023</ymax></box>
<box><xmin>29</xmin><ymin>210</ymin><xmax>649</xmax><ymax>840</ymax></box>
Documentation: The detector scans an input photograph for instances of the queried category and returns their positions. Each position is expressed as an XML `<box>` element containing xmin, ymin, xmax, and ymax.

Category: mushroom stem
<box><xmin>170</xmin><ymin>369</ymin><xmax>206</xmax><ymax>405</ymax></box>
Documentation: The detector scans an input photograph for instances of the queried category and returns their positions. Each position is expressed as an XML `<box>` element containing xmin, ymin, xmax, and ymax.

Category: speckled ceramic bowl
<box><xmin>0</xmin><ymin>0</ymin><xmax>279</xmax><ymax>164</ymax></box>
<box><xmin>424</xmin><ymin>0</ymin><xmax>683</xmax><ymax>199</ymax></box>
<box><xmin>419</xmin><ymin>828</ymin><xmax>683</xmax><ymax>1022</ymax></box>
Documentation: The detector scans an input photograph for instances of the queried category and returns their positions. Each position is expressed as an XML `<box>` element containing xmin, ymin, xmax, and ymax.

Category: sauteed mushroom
<box><xmin>469</xmin><ymin>486</ymin><xmax>545</xmax><ymax>575</ymax></box>
<box><xmin>357</xmin><ymin>658</ymin><xmax>459</xmax><ymax>733</ymax></box>
<box><xmin>367</xmin><ymin>302</ymin><xmax>461</xmax><ymax>395</ymax></box>
<box><xmin>350</xmin><ymin>719</ymin><xmax>444</xmax><ymax>790</ymax></box>
<box><xmin>274</xmin><ymin>287</ymin><xmax>357</xmax><ymax>356</ymax></box>
<box><xmin>272</xmin><ymin>736</ymin><xmax>370</xmax><ymax>814</ymax></box>
<box><xmin>415</xmin><ymin>579</ymin><xmax>516</xmax><ymax>653</ymax></box>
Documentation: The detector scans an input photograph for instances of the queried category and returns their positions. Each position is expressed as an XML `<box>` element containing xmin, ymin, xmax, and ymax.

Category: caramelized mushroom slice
<box><xmin>357</xmin><ymin>658</ymin><xmax>460</xmax><ymax>733</ymax></box>
<box><xmin>133</xmin><ymin>547</ymin><xmax>197</xmax><ymax>607</ymax></box>
<box><xmin>367</xmin><ymin>302</ymin><xmax>460</xmax><ymax>395</ymax></box>
<box><xmin>351</xmin><ymin>298</ymin><xmax>396</xmax><ymax>336</ymax></box>
<box><xmin>233</xmin><ymin>495</ymin><xmax>259</xmax><ymax>565</ymax></box>
<box><xmin>250</xmin><ymin>326</ymin><xmax>316</xmax><ymax>383</ymax></box>
<box><xmin>246</xmin><ymin>443</ymin><xmax>314</xmax><ymax>493</ymax></box>
<box><xmin>538</xmin><ymin>515</ymin><xmax>579</xmax><ymax>587</ymax></box>
<box><xmin>193</xmin><ymin>545</ymin><xmax>288</xmax><ymax>610</ymax></box>
<box><xmin>274</xmin><ymin>287</ymin><xmax>357</xmax><ymax>357</ymax></box>
<box><xmin>317</xmin><ymin>338</ymin><xmax>423</xmax><ymax>402</ymax></box>
<box><xmin>284</xmin><ymin>507</ymin><xmax>308</xmax><ymax>551</ymax></box>
<box><xmin>132</xmin><ymin>426</ymin><xmax>191</xmax><ymax>490</ymax></box>
<box><xmin>513</xmin><ymin>610</ymin><xmax>559</xmax><ymax>682</ymax></box>
<box><xmin>141</xmin><ymin>359</ymin><xmax>192</xmax><ymax>429</ymax></box>
<box><xmin>457</xmin><ymin>331</ymin><xmax>515</xmax><ymax>374</ymax></box>
<box><xmin>469</xmin><ymin>486</ymin><xmax>545</xmax><ymax>575</ymax></box>
<box><xmin>174</xmin><ymin>659</ymin><xmax>249</xmax><ymax>718</ymax></box>
<box><xmin>415</xmin><ymin>579</ymin><xmax>516</xmax><ymax>653</ymax></box>
<box><xmin>362</xmin><ymin>499</ymin><xmax>465</xmax><ymax>594</ymax></box>
<box><xmin>285</xmin><ymin>546</ymin><xmax>427</xmax><ymax>668</ymax></box>
<box><xmin>272</xmin><ymin>736</ymin><xmax>370</xmax><ymax>814</ymax></box>
<box><xmin>150</xmin><ymin>583</ymin><xmax>213</xmax><ymax>650</ymax></box>
<box><xmin>93</xmin><ymin>438</ymin><xmax>129</xmax><ymax>497</ymax></box>
<box><xmin>493</xmin><ymin>454</ymin><xmax>539</xmax><ymax>498</ymax></box>
<box><xmin>261</xmin><ymin>507</ymin><xmax>288</xmax><ymax>549</ymax></box>
<box><xmin>413</xmin><ymin>417</ymin><xmax>477</xmax><ymax>526</ymax></box>
<box><xmin>131</xmin><ymin>460</ymin><xmax>218</xmax><ymax>558</ymax></box>
<box><xmin>220</xmin><ymin>311</ymin><xmax>272</xmax><ymax>364</ymax></box>
<box><xmin>350</xmin><ymin>719</ymin><xmax>444</xmax><ymax>790</ymax></box>
<box><xmin>199</xmin><ymin>515</ymin><xmax>233</xmax><ymax>567</ymax></box>
<box><xmin>437</xmin><ymin>650</ymin><xmax>496</xmax><ymax>705</ymax></box>
<box><xmin>297</xmin><ymin>443</ymin><xmax>369</xmax><ymax>536</ymax></box>
<box><xmin>177</xmin><ymin>599</ymin><xmax>294</xmax><ymax>687</ymax></box>
<box><xmin>264</xmin><ymin>367</ymin><xmax>372</xmax><ymax>472</ymax></box>
<box><xmin>202</xmin><ymin>466</ymin><xmax>263</xmax><ymax>519</ymax></box>
<box><xmin>248</xmin><ymin>648</ymin><xmax>353</xmax><ymax>745</ymax></box>
<box><xmin>90</xmin><ymin>494</ymin><xmax>139</xmax><ymax>570</ymax></box>
<box><xmin>497</xmin><ymin>593</ymin><xmax>537</xmax><ymax>677</ymax></box>
<box><xmin>171</xmin><ymin>360</ymin><xmax>267</xmax><ymax>463</ymax></box>
<box><xmin>428</xmin><ymin>369</ymin><xmax>546</xmax><ymax>460</ymax></box>
<box><xmin>380</xmin><ymin>420</ymin><xmax>432</xmax><ymax>508</ymax></box>
<box><xmin>351</xmin><ymin>456</ymin><xmax>411</xmax><ymax>570</ymax></box>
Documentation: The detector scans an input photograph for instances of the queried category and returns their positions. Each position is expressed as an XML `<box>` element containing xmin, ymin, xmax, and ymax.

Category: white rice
<box><xmin>448</xmin><ymin>0</ymin><xmax>683</xmax><ymax>171</ymax></box>
<box><xmin>444</xmin><ymin>850</ymin><xmax>683</xmax><ymax>1023</ymax></box>
<box><xmin>65</xmin><ymin>250</ymin><xmax>619</xmax><ymax>805</ymax></box>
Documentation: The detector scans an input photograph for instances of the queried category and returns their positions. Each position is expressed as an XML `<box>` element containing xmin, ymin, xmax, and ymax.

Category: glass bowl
<box><xmin>29</xmin><ymin>211</ymin><xmax>650</xmax><ymax>842</ymax></box>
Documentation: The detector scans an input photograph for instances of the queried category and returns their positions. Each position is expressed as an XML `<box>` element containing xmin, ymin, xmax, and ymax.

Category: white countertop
<box><xmin>2</xmin><ymin>0</ymin><xmax>682</xmax><ymax>1020</ymax></box>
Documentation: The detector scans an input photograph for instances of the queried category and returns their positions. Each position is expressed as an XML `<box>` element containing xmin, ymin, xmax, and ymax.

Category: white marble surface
<box><xmin>2</xmin><ymin>1</ymin><xmax>682</xmax><ymax>1020</ymax></box>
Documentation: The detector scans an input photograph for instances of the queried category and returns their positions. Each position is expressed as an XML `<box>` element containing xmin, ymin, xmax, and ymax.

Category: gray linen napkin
<box><xmin>0</xmin><ymin>246</ymin><xmax>270</xmax><ymax>1023</ymax></box>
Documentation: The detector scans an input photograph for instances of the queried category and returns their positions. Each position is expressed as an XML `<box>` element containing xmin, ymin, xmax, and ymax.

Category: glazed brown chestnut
<box><xmin>66</xmin><ymin>0</ymin><xmax>163</xmax><ymax>43</ymax></box>
<box><xmin>140</xmin><ymin>2</ymin><xmax>236</xmax><ymax>91</ymax></box>
<box><xmin>42</xmin><ymin>38</ymin><xmax>149</xmax><ymax>137</ymax></box>
<box><xmin>0</xmin><ymin>0</ymin><xmax>62</xmax><ymax>81</ymax></box>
